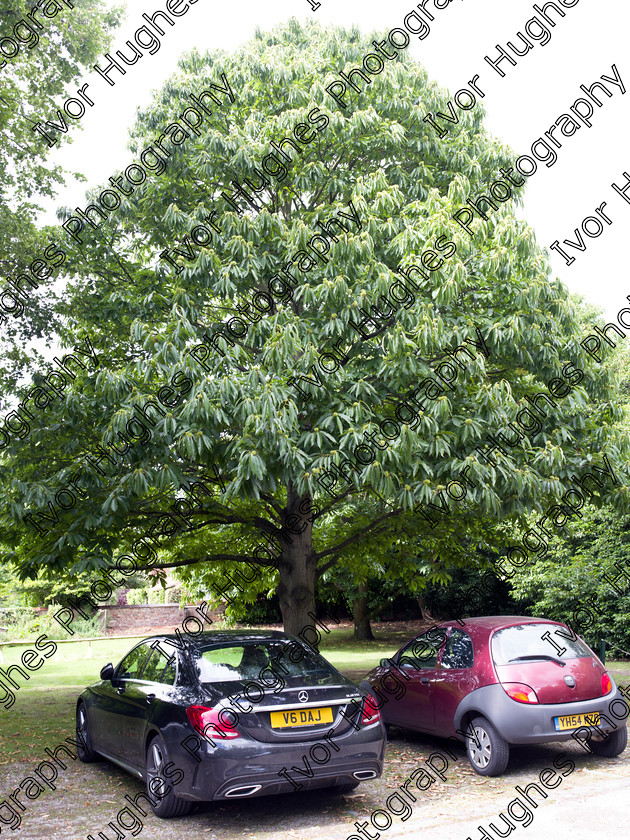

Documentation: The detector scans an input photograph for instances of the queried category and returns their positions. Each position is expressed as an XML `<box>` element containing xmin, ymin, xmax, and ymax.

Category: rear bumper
<box><xmin>169</xmin><ymin>722</ymin><xmax>386</xmax><ymax>802</ymax></box>
<box><xmin>454</xmin><ymin>683</ymin><xmax>628</xmax><ymax>745</ymax></box>
<box><xmin>212</xmin><ymin>755</ymin><xmax>382</xmax><ymax>800</ymax></box>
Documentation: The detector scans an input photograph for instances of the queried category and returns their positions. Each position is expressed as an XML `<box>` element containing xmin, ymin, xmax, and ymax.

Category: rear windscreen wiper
<box><xmin>509</xmin><ymin>655</ymin><xmax>566</xmax><ymax>667</ymax></box>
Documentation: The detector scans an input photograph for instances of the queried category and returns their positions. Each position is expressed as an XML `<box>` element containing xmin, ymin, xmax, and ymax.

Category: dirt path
<box><xmin>5</xmin><ymin>726</ymin><xmax>628</xmax><ymax>840</ymax></box>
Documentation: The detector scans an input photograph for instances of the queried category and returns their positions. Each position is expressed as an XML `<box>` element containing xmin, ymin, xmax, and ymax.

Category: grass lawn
<box><xmin>1</xmin><ymin>625</ymin><xmax>628</xmax><ymax>765</ymax></box>
<box><xmin>0</xmin><ymin>626</ymin><xmax>404</xmax><ymax>689</ymax></box>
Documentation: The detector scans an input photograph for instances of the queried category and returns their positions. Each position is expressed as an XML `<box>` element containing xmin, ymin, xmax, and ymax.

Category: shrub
<box><xmin>125</xmin><ymin>588</ymin><xmax>148</xmax><ymax>605</ymax></box>
<box><xmin>0</xmin><ymin>607</ymin><xmax>105</xmax><ymax>640</ymax></box>
<box><xmin>509</xmin><ymin>505</ymin><xmax>630</xmax><ymax>656</ymax></box>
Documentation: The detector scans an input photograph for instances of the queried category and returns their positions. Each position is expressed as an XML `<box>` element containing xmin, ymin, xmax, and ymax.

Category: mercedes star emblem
<box><xmin>298</xmin><ymin>691</ymin><xmax>308</xmax><ymax>703</ymax></box>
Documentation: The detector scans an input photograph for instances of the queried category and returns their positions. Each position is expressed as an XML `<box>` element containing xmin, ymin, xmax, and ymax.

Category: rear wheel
<box><xmin>145</xmin><ymin>735</ymin><xmax>192</xmax><ymax>818</ymax></box>
<box><xmin>589</xmin><ymin>726</ymin><xmax>628</xmax><ymax>757</ymax></box>
<box><xmin>466</xmin><ymin>715</ymin><xmax>510</xmax><ymax>776</ymax></box>
<box><xmin>75</xmin><ymin>703</ymin><xmax>99</xmax><ymax>763</ymax></box>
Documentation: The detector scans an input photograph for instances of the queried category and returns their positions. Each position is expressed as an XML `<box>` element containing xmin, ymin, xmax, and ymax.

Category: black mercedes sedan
<box><xmin>76</xmin><ymin>630</ymin><xmax>385</xmax><ymax>817</ymax></box>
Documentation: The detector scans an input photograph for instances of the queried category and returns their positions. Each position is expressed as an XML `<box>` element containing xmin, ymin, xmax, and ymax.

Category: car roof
<box><xmin>141</xmin><ymin>629</ymin><xmax>292</xmax><ymax>647</ymax></box>
<box><xmin>435</xmin><ymin>616</ymin><xmax>566</xmax><ymax>642</ymax></box>
<box><xmin>441</xmin><ymin>616</ymin><xmax>559</xmax><ymax>630</ymax></box>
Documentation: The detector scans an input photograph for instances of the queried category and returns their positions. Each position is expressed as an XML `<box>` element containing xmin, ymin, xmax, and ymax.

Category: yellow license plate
<box><xmin>270</xmin><ymin>707</ymin><xmax>334</xmax><ymax>728</ymax></box>
<box><xmin>554</xmin><ymin>712</ymin><xmax>600</xmax><ymax>731</ymax></box>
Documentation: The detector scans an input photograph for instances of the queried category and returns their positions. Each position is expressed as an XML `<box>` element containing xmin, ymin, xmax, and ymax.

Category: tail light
<box><xmin>503</xmin><ymin>683</ymin><xmax>539</xmax><ymax>704</ymax></box>
<box><xmin>601</xmin><ymin>673</ymin><xmax>612</xmax><ymax>695</ymax></box>
<box><xmin>362</xmin><ymin>696</ymin><xmax>381</xmax><ymax>725</ymax></box>
<box><xmin>186</xmin><ymin>705</ymin><xmax>241</xmax><ymax>740</ymax></box>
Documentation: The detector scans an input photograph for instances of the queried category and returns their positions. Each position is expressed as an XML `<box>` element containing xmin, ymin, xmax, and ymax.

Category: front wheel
<box><xmin>76</xmin><ymin>702</ymin><xmax>99</xmax><ymax>763</ymax></box>
<box><xmin>145</xmin><ymin>735</ymin><xmax>192</xmax><ymax>818</ymax></box>
<box><xmin>466</xmin><ymin>715</ymin><xmax>510</xmax><ymax>776</ymax></box>
<box><xmin>589</xmin><ymin>726</ymin><xmax>628</xmax><ymax>757</ymax></box>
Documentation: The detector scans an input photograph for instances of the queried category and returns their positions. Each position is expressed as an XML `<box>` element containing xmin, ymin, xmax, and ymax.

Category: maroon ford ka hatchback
<box><xmin>363</xmin><ymin>616</ymin><xmax>628</xmax><ymax>776</ymax></box>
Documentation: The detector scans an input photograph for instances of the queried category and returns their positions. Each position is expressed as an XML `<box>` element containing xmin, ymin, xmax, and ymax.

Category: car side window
<box><xmin>155</xmin><ymin>642</ymin><xmax>180</xmax><ymax>685</ymax></box>
<box><xmin>116</xmin><ymin>644</ymin><xmax>151</xmax><ymax>681</ymax></box>
<box><xmin>398</xmin><ymin>628</ymin><xmax>447</xmax><ymax>670</ymax></box>
<box><xmin>142</xmin><ymin>647</ymin><xmax>177</xmax><ymax>684</ymax></box>
<box><xmin>161</xmin><ymin>656</ymin><xmax>177</xmax><ymax>686</ymax></box>
<box><xmin>441</xmin><ymin>629</ymin><xmax>474</xmax><ymax>669</ymax></box>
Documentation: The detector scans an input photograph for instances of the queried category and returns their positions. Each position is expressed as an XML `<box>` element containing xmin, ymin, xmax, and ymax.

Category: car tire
<box><xmin>76</xmin><ymin>702</ymin><xmax>99</xmax><ymax>763</ymax></box>
<box><xmin>328</xmin><ymin>782</ymin><xmax>360</xmax><ymax>794</ymax></box>
<box><xmin>466</xmin><ymin>715</ymin><xmax>510</xmax><ymax>776</ymax></box>
<box><xmin>145</xmin><ymin>735</ymin><xmax>192</xmax><ymax>819</ymax></box>
<box><xmin>589</xmin><ymin>725</ymin><xmax>628</xmax><ymax>757</ymax></box>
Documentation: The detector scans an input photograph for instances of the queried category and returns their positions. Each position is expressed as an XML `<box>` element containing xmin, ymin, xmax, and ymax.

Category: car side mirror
<box><xmin>380</xmin><ymin>658</ymin><xmax>390</xmax><ymax>668</ymax></box>
<box><xmin>100</xmin><ymin>663</ymin><xmax>115</xmax><ymax>681</ymax></box>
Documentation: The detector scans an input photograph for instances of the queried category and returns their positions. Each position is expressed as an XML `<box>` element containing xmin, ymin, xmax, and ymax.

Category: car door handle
<box><xmin>146</xmin><ymin>694</ymin><xmax>156</xmax><ymax>704</ymax></box>
<box><xmin>421</xmin><ymin>677</ymin><xmax>430</xmax><ymax>684</ymax></box>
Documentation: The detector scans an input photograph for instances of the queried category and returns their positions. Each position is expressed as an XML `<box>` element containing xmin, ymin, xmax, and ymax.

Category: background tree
<box><xmin>509</xmin><ymin>504</ymin><xmax>630</xmax><ymax>655</ymax></box>
<box><xmin>0</xmin><ymin>0</ymin><xmax>121</xmax><ymax>393</ymax></box>
<box><xmin>0</xmin><ymin>561</ymin><xmax>120</xmax><ymax>608</ymax></box>
<box><xmin>2</xmin><ymin>20</ymin><xmax>629</xmax><ymax>636</ymax></box>
<box><xmin>418</xmin><ymin>297</ymin><xmax>630</xmax><ymax>628</ymax></box>
<box><xmin>507</xmin><ymin>333</ymin><xmax>630</xmax><ymax>653</ymax></box>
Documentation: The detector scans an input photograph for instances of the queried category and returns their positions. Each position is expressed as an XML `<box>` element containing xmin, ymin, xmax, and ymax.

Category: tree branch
<box><xmin>314</xmin><ymin>505</ymin><xmax>404</xmax><ymax>562</ymax></box>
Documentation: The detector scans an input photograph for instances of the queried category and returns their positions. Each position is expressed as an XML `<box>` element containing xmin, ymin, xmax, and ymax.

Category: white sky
<box><xmin>39</xmin><ymin>0</ymin><xmax>630</xmax><ymax>319</ymax></box>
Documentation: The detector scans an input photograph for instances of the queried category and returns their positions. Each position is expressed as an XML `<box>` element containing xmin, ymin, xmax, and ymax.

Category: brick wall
<box><xmin>98</xmin><ymin>604</ymin><xmax>225</xmax><ymax>636</ymax></box>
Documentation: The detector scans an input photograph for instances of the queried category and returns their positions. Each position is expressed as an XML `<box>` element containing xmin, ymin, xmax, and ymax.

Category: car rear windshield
<box><xmin>192</xmin><ymin>640</ymin><xmax>340</xmax><ymax>685</ymax></box>
<box><xmin>491</xmin><ymin>623</ymin><xmax>593</xmax><ymax>666</ymax></box>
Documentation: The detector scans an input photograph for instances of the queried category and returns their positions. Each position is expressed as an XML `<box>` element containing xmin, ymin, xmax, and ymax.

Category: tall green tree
<box><xmin>507</xmin><ymin>335</ymin><xmax>630</xmax><ymax>649</ymax></box>
<box><xmin>509</xmin><ymin>504</ymin><xmax>630</xmax><ymax>653</ymax></box>
<box><xmin>2</xmin><ymin>20</ymin><xmax>628</xmax><ymax>635</ymax></box>
<box><xmin>0</xmin><ymin>0</ymin><xmax>121</xmax><ymax>392</ymax></box>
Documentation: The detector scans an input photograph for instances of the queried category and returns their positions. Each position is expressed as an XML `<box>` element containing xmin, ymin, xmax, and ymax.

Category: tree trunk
<box><xmin>353</xmin><ymin>583</ymin><xmax>374</xmax><ymax>640</ymax></box>
<box><xmin>276</xmin><ymin>486</ymin><xmax>318</xmax><ymax>641</ymax></box>
<box><xmin>417</xmin><ymin>595</ymin><xmax>435</xmax><ymax>622</ymax></box>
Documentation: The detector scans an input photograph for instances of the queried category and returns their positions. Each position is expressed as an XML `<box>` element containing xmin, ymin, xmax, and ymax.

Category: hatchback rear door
<box><xmin>491</xmin><ymin>622</ymin><xmax>608</xmax><ymax>704</ymax></box>
<box><xmin>236</xmin><ymin>682</ymin><xmax>364</xmax><ymax>744</ymax></box>
<box><xmin>194</xmin><ymin>640</ymin><xmax>365</xmax><ymax>744</ymax></box>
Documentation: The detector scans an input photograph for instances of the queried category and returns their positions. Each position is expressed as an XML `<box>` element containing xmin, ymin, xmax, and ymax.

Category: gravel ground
<box><xmin>4</xmin><ymin>725</ymin><xmax>628</xmax><ymax>840</ymax></box>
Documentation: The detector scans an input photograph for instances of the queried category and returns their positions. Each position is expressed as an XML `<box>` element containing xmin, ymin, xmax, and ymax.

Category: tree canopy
<box><xmin>1</xmin><ymin>19</ymin><xmax>628</xmax><ymax>634</ymax></box>
<box><xmin>0</xmin><ymin>0</ymin><xmax>121</xmax><ymax>393</ymax></box>
<box><xmin>510</xmin><ymin>504</ymin><xmax>630</xmax><ymax>653</ymax></box>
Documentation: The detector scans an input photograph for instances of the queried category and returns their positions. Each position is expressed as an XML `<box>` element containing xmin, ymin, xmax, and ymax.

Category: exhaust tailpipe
<box><xmin>224</xmin><ymin>784</ymin><xmax>262</xmax><ymax>798</ymax></box>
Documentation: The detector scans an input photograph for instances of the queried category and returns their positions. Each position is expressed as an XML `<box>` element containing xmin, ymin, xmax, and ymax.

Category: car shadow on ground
<box><xmin>121</xmin><ymin>725</ymin><xmax>629</xmax><ymax>826</ymax></box>
<box><xmin>9</xmin><ymin>725</ymin><xmax>629</xmax><ymax>840</ymax></box>
<box><xmin>386</xmin><ymin>724</ymin><xmax>630</xmax><ymax>780</ymax></box>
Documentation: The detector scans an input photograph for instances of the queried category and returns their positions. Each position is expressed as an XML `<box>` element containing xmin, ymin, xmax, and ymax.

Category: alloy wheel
<box><xmin>468</xmin><ymin>724</ymin><xmax>492</xmax><ymax>769</ymax></box>
<box><xmin>147</xmin><ymin>741</ymin><xmax>168</xmax><ymax>796</ymax></box>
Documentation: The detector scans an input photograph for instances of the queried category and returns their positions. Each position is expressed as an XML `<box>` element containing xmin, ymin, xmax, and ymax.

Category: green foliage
<box><xmin>224</xmin><ymin>592</ymin><xmax>281</xmax><ymax>624</ymax></box>
<box><xmin>122</xmin><ymin>578</ymin><xmax>185</xmax><ymax>604</ymax></box>
<box><xmin>0</xmin><ymin>0</ymin><xmax>122</xmax><ymax>390</ymax></box>
<box><xmin>320</xmin><ymin>563</ymin><xmax>418</xmax><ymax>622</ymax></box>
<box><xmin>0</xmin><ymin>562</ymin><xmax>115</xmax><ymax>607</ymax></box>
<box><xmin>149</xmin><ymin>582</ymin><xmax>184</xmax><ymax>604</ymax></box>
<box><xmin>509</xmin><ymin>505</ymin><xmax>630</xmax><ymax>654</ymax></box>
<box><xmin>0</xmin><ymin>606</ymin><xmax>104</xmax><ymax>640</ymax></box>
<box><xmin>2</xmin><ymin>20</ymin><xmax>629</xmax><ymax>633</ymax></box>
<box><xmin>422</xmin><ymin>563</ymin><xmax>524</xmax><ymax>620</ymax></box>
<box><xmin>124</xmin><ymin>588</ymin><xmax>148</xmax><ymax>605</ymax></box>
